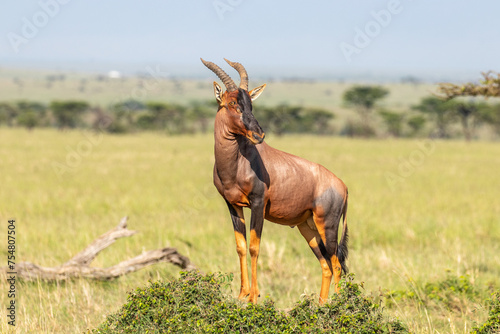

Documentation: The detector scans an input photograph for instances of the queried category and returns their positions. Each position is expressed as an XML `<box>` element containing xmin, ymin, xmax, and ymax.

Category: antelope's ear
<box><xmin>213</xmin><ymin>82</ymin><xmax>223</xmax><ymax>104</ymax></box>
<box><xmin>248</xmin><ymin>84</ymin><xmax>266</xmax><ymax>101</ymax></box>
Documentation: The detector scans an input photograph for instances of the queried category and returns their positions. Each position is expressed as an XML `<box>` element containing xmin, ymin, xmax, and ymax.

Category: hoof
<box><xmin>238</xmin><ymin>292</ymin><xmax>249</xmax><ymax>300</ymax></box>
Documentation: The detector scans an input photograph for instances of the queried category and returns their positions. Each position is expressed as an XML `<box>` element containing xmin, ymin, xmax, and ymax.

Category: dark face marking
<box><xmin>237</xmin><ymin>89</ymin><xmax>265</xmax><ymax>144</ymax></box>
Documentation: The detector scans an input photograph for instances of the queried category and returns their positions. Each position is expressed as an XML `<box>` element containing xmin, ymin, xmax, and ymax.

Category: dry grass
<box><xmin>0</xmin><ymin>128</ymin><xmax>499</xmax><ymax>333</ymax></box>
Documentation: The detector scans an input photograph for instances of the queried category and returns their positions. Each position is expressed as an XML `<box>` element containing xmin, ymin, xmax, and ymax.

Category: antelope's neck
<box><xmin>213</xmin><ymin>119</ymin><xmax>242</xmax><ymax>186</ymax></box>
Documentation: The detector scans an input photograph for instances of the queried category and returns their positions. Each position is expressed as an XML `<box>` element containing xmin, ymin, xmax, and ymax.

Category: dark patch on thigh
<box><xmin>313</xmin><ymin>188</ymin><xmax>345</xmax><ymax>219</ymax></box>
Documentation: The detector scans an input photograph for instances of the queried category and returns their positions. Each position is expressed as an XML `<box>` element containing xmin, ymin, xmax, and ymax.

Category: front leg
<box><xmin>226</xmin><ymin>201</ymin><xmax>250</xmax><ymax>300</ymax></box>
<box><xmin>248</xmin><ymin>198</ymin><xmax>265</xmax><ymax>304</ymax></box>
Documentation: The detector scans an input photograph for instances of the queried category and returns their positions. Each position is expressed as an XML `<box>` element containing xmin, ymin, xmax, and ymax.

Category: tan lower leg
<box><xmin>297</xmin><ymin>222</ymin><xmax>333</xmax><ymax>304</ymax></box>
<box><xmin>248</xmin><ymin>229</ymin><xmax>260</xmax><ymax>303</ymax></box>
<box><xmin>319</xmin><ymin>258</ymin><xmax>333</xmax><ymax>304</ymax></box>
<box><xmin>234</xmin><ymin>231</ymin><xmax>250</xmax><ymax>299</ymax></box>
<box><xmin>330</xmin><ymin>255</ymin><xmax>342</xmax><ymax>293</ymax></box>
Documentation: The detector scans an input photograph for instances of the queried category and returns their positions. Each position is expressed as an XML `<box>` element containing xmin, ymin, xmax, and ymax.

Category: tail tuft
<box><xmin>337</xmin><ymin>191</ymin><xmax>349</xmax><ymax>274</ymax></box>
<box><xmin>337</xmin><ymin>226</ymin><xmax>349</xmax><ymax>274</ymax></box>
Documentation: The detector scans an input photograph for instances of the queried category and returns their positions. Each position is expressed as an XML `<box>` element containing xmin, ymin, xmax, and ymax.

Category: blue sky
<box><xmin>1</xmin><ymin>0</ymin><xmax>499</xmax><ymax>80</ymax></box>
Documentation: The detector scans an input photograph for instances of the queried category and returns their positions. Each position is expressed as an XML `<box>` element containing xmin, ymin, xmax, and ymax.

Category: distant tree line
<box><xmin>1</xmin><ymin>81</ymin><xmax>500</xmax><ymax>140</ymax></box>
<box><xmin>341</xmin><ymin>85</ymin><xmax>500</xmax><ymax>140</ymax></box>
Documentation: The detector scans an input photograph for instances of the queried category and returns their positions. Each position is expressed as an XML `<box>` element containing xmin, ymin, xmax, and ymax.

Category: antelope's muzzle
<box><xmin>247</xmin><ymin>131</ymin><xmax>265</xmax><ymax>145</ymax></box>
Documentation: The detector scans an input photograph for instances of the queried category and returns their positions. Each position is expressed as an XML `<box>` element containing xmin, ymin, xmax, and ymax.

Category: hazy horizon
<box><xmin>1</xmin><ymin>1</ymin><xmax>499</xmax><ymax>82</ymax></box>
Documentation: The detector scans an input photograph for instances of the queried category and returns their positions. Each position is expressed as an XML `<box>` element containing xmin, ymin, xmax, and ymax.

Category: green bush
<box><xmin>288</xmin><ymin>277</ymin><xmax>408</xmax><ymax>333</ymax></box>
<box><xmin>17</xmin><ymin>111</ymin><xmax>40</xmax><ymax>130</ymax></box>
<box><xmin>92</xmin><ymin>271</ymin><xmax>408</xmax><ymax>333</ymax></box>
<box><xmin>471</xmin><ymin>292</ymin><xmax>500</xmax><ymax>334</ymax></box>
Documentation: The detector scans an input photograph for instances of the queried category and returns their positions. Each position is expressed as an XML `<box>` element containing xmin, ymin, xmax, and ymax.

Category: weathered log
<box><xmin>3</xmin><ymin>217</ymin><xmax>195</xmax><ymax>281</ymax></box>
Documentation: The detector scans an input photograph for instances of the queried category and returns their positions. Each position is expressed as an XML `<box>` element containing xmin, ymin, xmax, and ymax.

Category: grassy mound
<box><xmin>471</xmin><ymin>292</ymin><xmax>500</xmax><ymax>334</ymax></box>
<box><xmin>91</xmin><ymin>271</ymin><xmax>408</xmax><ymax>333</ymax></box>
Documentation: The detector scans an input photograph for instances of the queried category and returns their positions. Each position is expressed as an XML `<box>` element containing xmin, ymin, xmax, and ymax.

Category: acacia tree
<box><xmin>343</xmin><ymin>85</ymin><xmax>389</xmax><ymax>125</ymax></box>
<box><xmin>301</xmin><ymin>107</ymin><xmax>335</xmax><ymax>135</ymax></box>
<box><xmin>412</xmin><ymin>97</ymin><xmax>456</xmax><ymax>138</ymax></box>
<box><xmin>453</xmin><ymin>101</ymin><xmax>488</xmax><ymax>141</ymax></box>
<box><xmin>0</xmin><ymin>103</ymin><xmax>18</xmax><ymax>127</ymax></box>
<box><xmin>50</xmin><ymin>100</ymin><xmax>89</xmax><ymax>129</ymax></box>
<box><xmin>112</xmin><ymin>100</ymin><xmax>145</xmax><ymax>127</ymax></box>
<box><xmin>478</xmin><ymin>104</ymin><xmax>500</xmax><ymax>136</ymax></box>
<box><xmin>260</xmin><ymin>104</ymin><xmax>302</xmax><ymax>136</ymax></box>
<box><xmin>406</xmin><ymin>115</ymin><xmax>426</xmax><ymax>137</ymax></box>
<box><xmin>143</xmin><ymin>102</ymin><xmax>187</xmax><ymax>133</ymax></box>
<box><xmin>437</xmin><ymin>71</ymin><xmax>500</xmax><ymax>140</ymax></box>
<box><xmin>378</xmin><ymin>110</ymin><xmax>404</xmax><ymax>137</ymax></box>
<box><xmin>16</xmin><ymin>101</ymin><xmax>47</xmax><ymax>130</ymax></box>
<box><xmin>437</xmin><ymin>71</ymin><xmax>500</xmax><ymax>98</ymax></box>
<box><xmin>189</xmin><ymin>100</ymin><xmax>215</xmax><ymax>133</ymax></box>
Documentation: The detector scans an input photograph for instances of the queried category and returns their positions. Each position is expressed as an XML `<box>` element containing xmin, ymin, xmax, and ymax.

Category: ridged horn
<box><xmin>200</xmin><ymin>58</ymin><xmax>237</xmax><ymax>92</ymax></box>
<box><xmin>224</xmin><ymin>58</ymin><xmax>248</xmax><ymax>91</ymax></box>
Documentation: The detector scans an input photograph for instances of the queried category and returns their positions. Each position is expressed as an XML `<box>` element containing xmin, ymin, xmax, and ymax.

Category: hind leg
<box><xmin>297</xmin><ymin>220</ymin><xmax>333</xmax><ymax>304</ymax></box>
<box><xmin>330</xmin><ymin>254</ymin><xmax>342</xmax><ymax>293</ymax></box>
<box><xmin>311</xmin><ymin>202</ymin><xmax>344</xmax><ymax>295</ymax></box>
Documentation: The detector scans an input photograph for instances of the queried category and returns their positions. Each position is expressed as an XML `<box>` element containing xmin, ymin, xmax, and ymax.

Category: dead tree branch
<box><xmin>3</xmin><ymin>217</ymin><xmax>195</xmax><ymax>281</ymax></box>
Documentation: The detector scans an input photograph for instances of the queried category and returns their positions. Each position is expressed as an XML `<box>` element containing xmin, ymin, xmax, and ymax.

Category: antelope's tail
<box><xmin>337</xmin><ymin>189</ymin><xmax>349</xmax><ymax>274</ymax></box>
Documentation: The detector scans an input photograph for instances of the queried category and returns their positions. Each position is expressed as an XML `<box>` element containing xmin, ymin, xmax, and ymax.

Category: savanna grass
<box><xmin>0</xmin><ymin>128</ymin><xmax>499</xmax><ymax>333</ymax></box>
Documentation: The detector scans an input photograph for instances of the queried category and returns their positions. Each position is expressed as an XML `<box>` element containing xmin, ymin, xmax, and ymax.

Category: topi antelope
<box><xmin>201</xmin><ymin>58</ymin><xmax>349</xmax><ymax>304</ymax></box>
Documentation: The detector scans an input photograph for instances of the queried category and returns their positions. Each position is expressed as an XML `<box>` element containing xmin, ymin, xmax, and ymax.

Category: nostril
<box><xmin>253</xmin><ymin>132</ymin><xmax>265</xmax><ymax>143</ymax></box>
